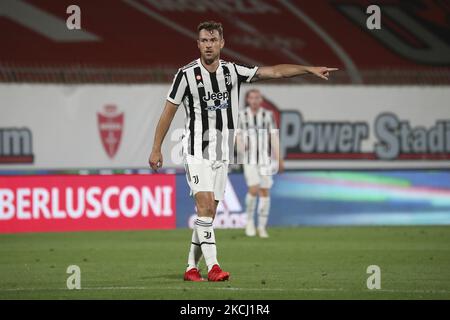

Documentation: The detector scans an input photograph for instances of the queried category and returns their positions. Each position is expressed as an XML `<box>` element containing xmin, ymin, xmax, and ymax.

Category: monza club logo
<box><xmin>97</xmin><ymin>104</ymin><xmax>124</xmax><ymax>159</ymax></box>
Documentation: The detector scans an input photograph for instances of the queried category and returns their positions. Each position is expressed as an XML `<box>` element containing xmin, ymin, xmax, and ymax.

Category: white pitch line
<box><xmin>0</xmin><ymin>286</ymin><xmax>146</xmax><ymax>292</ymax></box>
<box><xmin>0</xmin><ymin>287</ymin><xmax>341</xmax><ymax>292</ymax></box>
<box><xmin>1</xmin><ymin>286</ymin><xmax>450</xmax><ymax>295</ymax></box>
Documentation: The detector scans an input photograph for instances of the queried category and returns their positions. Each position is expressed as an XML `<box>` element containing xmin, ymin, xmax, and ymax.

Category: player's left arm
<box><xmin>252</xmin><ymin>65</ymin><xmax>338</xmax><ymax>82</ymax></box>
<box><xmin>272</xmin><ymin>137</ymin><xmax>284</xmax><ymax>173</ymax></box>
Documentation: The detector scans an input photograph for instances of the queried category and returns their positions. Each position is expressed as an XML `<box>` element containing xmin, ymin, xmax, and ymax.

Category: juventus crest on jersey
<box><xmin>167</xmin><ymin>58</ymin><xmax>258</xmax><ymax>161</ymax></box>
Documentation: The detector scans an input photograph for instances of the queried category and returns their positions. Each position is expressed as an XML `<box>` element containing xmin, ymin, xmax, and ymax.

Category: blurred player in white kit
<box><xmin>239</xmin><ymin>89</ymin><xmax>283</xmax><ymax>238</ymax></box>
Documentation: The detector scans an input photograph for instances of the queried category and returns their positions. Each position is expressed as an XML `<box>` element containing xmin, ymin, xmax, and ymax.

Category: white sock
<box><xmin>258</xmin><ymin>196</ymin><xmax>270</xmax><ymax>229</ymax></box>
<box><xmin>245</xmin><ymin>193</ymin><xmax>257</xmax><ymax>225</ymax></box>
<box><xmin>195</xmin><ymin>216</ymin><xmax>218</xmax><ymax>272</ymax></box>
<box><xmin>186</xmin><ymin>227</ymin><xmax>203</xmax><ymax>272</ymax></box>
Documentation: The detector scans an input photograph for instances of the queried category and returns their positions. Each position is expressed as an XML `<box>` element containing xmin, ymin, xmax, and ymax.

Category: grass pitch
<box><xmin>0</xmin><ymin>226</ymin><xmax>449</xmax><ymax>299</ymax></box>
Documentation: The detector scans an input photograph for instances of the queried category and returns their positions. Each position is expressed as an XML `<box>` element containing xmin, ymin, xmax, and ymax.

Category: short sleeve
<box><xmin>167</xmin><ymin>69</ymin><xmax>187</xmax><ymax>105</ymax></box>
<box><xmin>234</xmin><ymin>63</ymin><xmax>259</xmax><ymax>83</ymax></box>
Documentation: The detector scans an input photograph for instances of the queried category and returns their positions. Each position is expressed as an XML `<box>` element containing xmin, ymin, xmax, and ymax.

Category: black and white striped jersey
<box><xmin>238</xmin><ymin>107</ymin><xmax>277</xmax><ymax>165</ymax></box>
<box><xmin>167</xmin><ymin>58</ymin><xmax>258</xmax><ymax>161</ymax></box>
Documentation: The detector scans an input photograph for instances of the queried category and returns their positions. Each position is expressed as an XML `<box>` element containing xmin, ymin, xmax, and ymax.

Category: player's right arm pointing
<box><xmin>252</xmin><ymin>65</ymin><xmax>338</xmax><ymax>81</ymax></box>
<box><xmin>149</xmin><ymin>100</ymin><xmax>178</xmax><ymax>171</ymax></box>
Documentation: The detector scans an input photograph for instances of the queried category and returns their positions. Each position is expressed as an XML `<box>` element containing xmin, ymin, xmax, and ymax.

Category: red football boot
<box><xmin>207</xmin><ymin>264</ymin><xmax>230</xmax><ymax>282</ymax></box>
<box><xmin>184</xmin><ymin>268</ymin><xmax>205</xmax><ymax>282</ymax></box>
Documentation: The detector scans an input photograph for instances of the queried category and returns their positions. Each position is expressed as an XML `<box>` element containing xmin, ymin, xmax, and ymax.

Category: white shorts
<box><xmin>184</xmin><ymin>154</ymin><xmax>229</xmax><ymax>201</ymax></box>
<box><xmin>243</xmin><ymin>164</ymin><xmax>274</xmax><ymax>189</ymax></box>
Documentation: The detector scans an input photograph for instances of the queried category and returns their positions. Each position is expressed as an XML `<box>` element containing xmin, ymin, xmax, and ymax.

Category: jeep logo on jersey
<box><xmin>97</xmin><ymin>105</ymin><xmax>124</xmax><ymax>159</ymax></box>
<box><xmin>203</xmin><ymin>91</ymin><xmax>229</xmax><ymax>102</ymax></box>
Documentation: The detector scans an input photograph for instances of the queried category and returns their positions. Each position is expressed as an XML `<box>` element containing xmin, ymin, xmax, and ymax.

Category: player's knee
<box><xmin>249</xmin><ymin>186</ymin><xmax>259</xmax><ymax>196</ymax></box>
<box><xmin>259</xmin><ymin>188</ymin><xmax>269</xmax><ymax>197</ymax></box>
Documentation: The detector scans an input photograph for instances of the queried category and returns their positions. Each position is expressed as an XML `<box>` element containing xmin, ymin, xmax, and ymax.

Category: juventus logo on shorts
<box><xmin>204</xmin><ymin>231</ymin><xmax>212</xmax><ymax>239</ymax></box>
<box><xmin>193</xmin><ymin>175</ymin><xmax>199</xmax><ymax>184</ymax></box>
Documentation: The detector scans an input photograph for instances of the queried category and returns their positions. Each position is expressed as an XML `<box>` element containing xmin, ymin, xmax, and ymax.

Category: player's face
<box><xmin>197</xmin><ymin>29</ymin><xmax>224</xmax><ymax>63</ymax></box>
<box><xmin>247</xmin><ymin>91</ymin><xmax>263</xmax><ymax>111</ymax></box>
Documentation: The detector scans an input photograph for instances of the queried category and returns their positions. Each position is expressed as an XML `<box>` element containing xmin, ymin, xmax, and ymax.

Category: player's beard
<box><xmin>202</xmin><ymin>51</ymin><xmax>219</xmax><ymax>65</ymax></box>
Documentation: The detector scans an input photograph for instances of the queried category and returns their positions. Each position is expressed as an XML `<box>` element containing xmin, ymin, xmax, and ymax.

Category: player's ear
<box><xmin>220</xmin><ymin>38</ymin><xmax>225</xmax><ymax>49</ymax></box>
<box><xmin>197</xmin><ymin>39</ymin><xmax>201</xmax><ymax>49</ymax></box>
